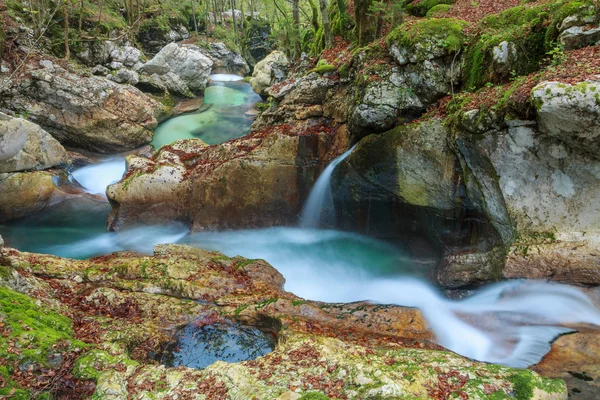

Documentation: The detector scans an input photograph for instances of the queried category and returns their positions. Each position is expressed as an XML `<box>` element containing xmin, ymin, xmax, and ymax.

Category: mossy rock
<box><xmin>427</xmin><ymin>3</ymin><xmax>453</xmax><ymax>17</ymax></box>
<box><xmin>462</xmin><ymin>2</ymin><xmax>571</xmax><ymax>90</ymax></box>
<box><xmin>387</xmin><ymin>18</ymin><xmax>468</xmax><ymax>62</ymax></box>
<box><xmin>544</xmin><ymin>1</ymin><xmax>594</xmax><ymax>50</ymax></box>
<box><xmin>406</xmin><ymin>0</ymin><xmax>456</xmax><ymax>17</ymax></box>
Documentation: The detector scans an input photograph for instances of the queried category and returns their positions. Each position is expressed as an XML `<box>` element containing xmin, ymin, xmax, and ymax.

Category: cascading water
<box><xmin>300</xmin><ymin>145</ymin><xmax>356</xmax><ymax>228</ymax></box>
<box><xmin>71</xmin><ymin>156</ymin><xmax>127</xmax><ymax>196</ymax></box>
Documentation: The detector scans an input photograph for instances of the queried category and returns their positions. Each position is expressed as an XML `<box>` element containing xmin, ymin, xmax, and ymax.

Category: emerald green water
<box><xmin>151</xmin><ymin>81</ymin><xmax>262</xmax><ymax>149</ymax></box>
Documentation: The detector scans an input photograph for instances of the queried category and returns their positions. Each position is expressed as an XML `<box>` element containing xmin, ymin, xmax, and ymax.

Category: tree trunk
<box><xmin>78</xmin><ymin>0</ymin><xmax>84</xmax><ymax>32</ymax></box>
<box><xmin>231</xmin><ymin>0</ymin><xmax>238</xmax><ymax>45</ymax></box>
<box><xmin>354</xmin><ymin>0</ymin><xmax>375</xmax><ymax>46</ymax></box>
<box><xmin>307</xmin><ymin>0</ymin><xmax>319</xmax><ymax>33</ymax></box>
<box><xmin>319</xmin><ymin>0</ymin><xmax>332</xmax><ymax>48</ymax></box>
<box><xmin>191</xmin><ymin>0</ymin><xmax>199</xmax><ymax>32</ymax></box>
<box><xmin>292</xmin><ymin>0</ymin><xmax>301</xmax><ymax>60</ymax></box>
<box><xmin>64</xmin><ymin>7</ymin><xmax>70</xmax><ymax>59</ymax></box>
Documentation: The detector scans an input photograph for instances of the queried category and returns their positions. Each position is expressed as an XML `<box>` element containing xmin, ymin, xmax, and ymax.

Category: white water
<box><xmin>182</xmin><ymin>227</ymin><xmax>600</xmax><ymax>368</ymax></box>
<box><xmin>43</xmin><ymin>223</ymin><xmax>189</xmax><ymax>259</ymax></box>
<box><xmin>71</xmin><ymin>157</ymin><xmax>126</xmax><ymax>196</ymax></box>
<box><xmin>300</xmin><ymin>145</ymin><xmax>356</xmax><ymax>228</ymax></box>
<box><xmin>209</xmin><ymin>74</ymin><xmax>244</xmax><ymax>82</ymax></box>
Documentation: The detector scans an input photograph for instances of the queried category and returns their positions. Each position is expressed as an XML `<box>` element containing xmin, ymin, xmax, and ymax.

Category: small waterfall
<box><xmin>300</xmin><ymin>145</ymin><xmax>356</xmax><ymax>228</ymax></box>
<box><xmin>71</xmin><ymin>157</ymin><xmax>126</xmax><ymax>197</ymax></box>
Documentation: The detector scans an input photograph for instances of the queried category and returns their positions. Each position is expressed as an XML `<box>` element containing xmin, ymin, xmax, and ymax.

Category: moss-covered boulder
<box><xmin>462</xmin><ymin>5</ymin><xmax>551</xmax><ymax>90</ymax></box>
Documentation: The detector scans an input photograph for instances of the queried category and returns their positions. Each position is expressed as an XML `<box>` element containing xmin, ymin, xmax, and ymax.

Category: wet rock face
<box><xmin>244</xmin><ymin>19</ymin><xmax>274</xmax><ymax>66</ymax></box>
<box><xmin>331</xmin><ymin>119</ymin><xmax>507</xmax><ymax>287</ymax></box>
<box><xmin>4</xmin><ymin>61</ymin><xmax>166</xmax><ymax>153</ymax></box>
<box><xmin>107</xmin><ymin>124</ymin><xmax>350</xmax><ymax>231</ymax></box>
<box><xmin>0</xmin><ymin>112</ymin><xmax>68</xmax><ymax>173</ymax></box>
<box><xmin>0</xmin><ymin>245</ymin><xmax>569</xmax><ymax>399</ymax></box>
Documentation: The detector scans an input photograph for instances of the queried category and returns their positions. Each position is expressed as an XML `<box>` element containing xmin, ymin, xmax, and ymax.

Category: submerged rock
<box><xmin>4</xmin><ymin>61</ymin><xmax>166</xmax><ymax>153</ymax></box>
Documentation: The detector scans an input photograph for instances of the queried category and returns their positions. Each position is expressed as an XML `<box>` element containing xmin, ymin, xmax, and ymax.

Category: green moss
<box><xmin>462</xmin><ymin>2</ymin><xmax>575</xmax><ymax>90</ymax></box>
<box><xmin>73</xmin><ymin>349</ymin><xmax>139</xmax><ymax>380</ymax></box>
<box><xmin>299</xmin><ymin>392</ymin><xmax>331</xmax><ymax>400</ymax></box>
<box><xmin>426</xmin><ymin>4</ymin><xmax>453</xmax><ymax>17</ymax></box>
<box><xmin>387</xmin><ymin>18</ymin><xmax>468</xmax><ymax>62</ymax></box>
<box><xmin>0</xmin><ymin>286</ymin><xmax>88</xmax><ymax>397</ymax></box>
<box><xmin>545</xmin><ymin>1</ymin><xmax>592</xmax><ymax>49</ymax></box>
<box><xmin>406</xmin><ymin>0</ymin><xmax>456</xmax><ymax>17</ymax></box>
<box><xmin>310</xmin><ymin>63</ymin><xmax>337</xmax><ymax>74</ymax></box>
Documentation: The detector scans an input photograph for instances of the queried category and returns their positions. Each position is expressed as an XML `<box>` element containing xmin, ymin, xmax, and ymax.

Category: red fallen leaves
<box><xmin>437</xmin><ymin>0</ymin><xmax>548</xmax><ymax>24</ymax></box>
<box><xmin>427</xmin><ymin>368</ymin><xmax>470</xmax><ymax>400</ymax></box>
<box><xmin>288</xmin><ymin>344</ymin><xmax>322</xmax><ymax>364</ymax></box>
<box><xmin>299</xmin><ymin>374</ymin><xmax>347</xmax><ymax>399</ymax></box>
<box><xmin>4</xmin><ymin>344</ymin><xmax>96</xmax><ymax>400</ymax></box>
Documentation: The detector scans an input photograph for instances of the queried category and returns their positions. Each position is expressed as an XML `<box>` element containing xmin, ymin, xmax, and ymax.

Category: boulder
<box><xmin>0</xmin><ymin>171</ymin><xmax>57</xmax><ymax>221</ymax></box>
<box><xmin>332</xmin><ymin>119</ymin><xmax>506</xmax><ymax>286</ymax></box>
<box><xmin>559</xmin><ymin>25</ymin><xmax>600</xmax><ymax>50</ymax></box>
<box><xmin>5</xmin><ymin>60</ymin><xmax>166</xmax><ymax>153</ymax></box>
<box><xmin>110</xmin><ymin>68</ymin><xmax>140</xmax><ymax>85</ymax></box>
<box><xmin>203</xmin><ymin>42</ymin><xmax>249</xmax><ymax>76</ymax></box>
<box><xmin>0</xmin><ymin>112</ymin><xmax>68</xmax><ymax>173</ymax></box>
<box><xmin>250</xmin><ymin>51</ymin><xmax>290</xmax><ymax>97</ymax></box>
<box><xmin>137</xmin><ymin>24</ymin><xmax>190</xmax><ymax>55</ymax></box>
<box><xmin>532</xmin><ymin>80</ymin><xmax>600</xmax><ymax>160</ymax></box>
<box><xmin>77</xmin><ymin>41</ymin><xmax>143</xmax><ymax>69</ymax></box>
<box><xmin>141</xmin><ymin>43</ymin><xmax>213</xmax><ymax>96</ymax></box>
<box><xmin>107</xmin><ymin>124</ymin><xmax>349</xmax><ymax>230</ymax></box>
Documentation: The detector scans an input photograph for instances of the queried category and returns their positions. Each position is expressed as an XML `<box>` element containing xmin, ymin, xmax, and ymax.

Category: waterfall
<box><xmin>300</xmin><ymin>145</ymin><xmax>356</xmax><ymax>228</ymax></box>
<box><xmin>71</xmin><ymin>156</ymin><xmax>126</xmax><ymax>197</ymax></box>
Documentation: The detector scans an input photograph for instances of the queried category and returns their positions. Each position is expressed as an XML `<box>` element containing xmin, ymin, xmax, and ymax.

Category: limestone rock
<box><xmin>0</xmin><ymin>171</ymin><xmax>57</xmax><ymax>221</ymax></box>
<box><xmin>204</xmin><ymin>42</ymin><xmax>249</xmax><ymax>76</ymax></box>
<box><xmin>559</xmin><ymin>25</ymin><xmax>600</xmax><ymax>50</ymax></box>
<box><xmin>141</xmin><ymin>43</ymin><xmax>213</xmax><ymax>96</ymax></box>
<box><xmin>532</xmin><ymin>80</ymin><xmax>600</xmax><ymax>160</ymax></box>
<box><xmin>107</xmin><ymin>125</ymin><xmax>349</xmax><ymax>230</ymax></box>
<box><xmin>0</xmin><ymin>112</ymin><xmax>68</xmax><ymax>173</ymax></box>
<box><xmin>250</xmin><ymin>51</ymin><xmax>290</xmax><ymax>97</ymax></box>
<box><xmin>5</xmin><ymin>61</ymin><xmax>165</xmax><ymax>153</ymax></box>
<box><xmin>110</xmin><ymin>68</ymin><xmax>139</xmax><ymax>85</ymax></box>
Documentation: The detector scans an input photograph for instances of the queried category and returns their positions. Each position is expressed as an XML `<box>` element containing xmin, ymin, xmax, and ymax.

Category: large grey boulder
<box><xmin>250</xmin><ymin>51</ymin><xmax>289</xmax><ymax>97</ymax></box>
<box><xmin>77</xmin><ymin>41</ymin><xmax>143</xmax><ymax>69</ymax></box>
<box><xmin>532</xmin><ymin>80</ymin><xmax>600</xmax><ymax>160</ymax></box>
<box><xmin>349</xmin><ymin>68</ymin><xmax>424</xmax><ymax>134</ymax></box>
<box><xmin>5</xmin><ymin>60</ymin><xmax>166</xmax><ymax>153</ymax></box>
<box><xmin>141</xmin><ymin>43</ymin><xmax>213</xmax><ymax>96</ymax></box>
<box><xmin>204</xmin><ymin>42</ymin><xmax>249</xmax><ymax>76</ymax></box>
<box><xmin>0</xmin><ymin>112</ymin><xmax>68</xmax><ymax>173</ymax></box>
